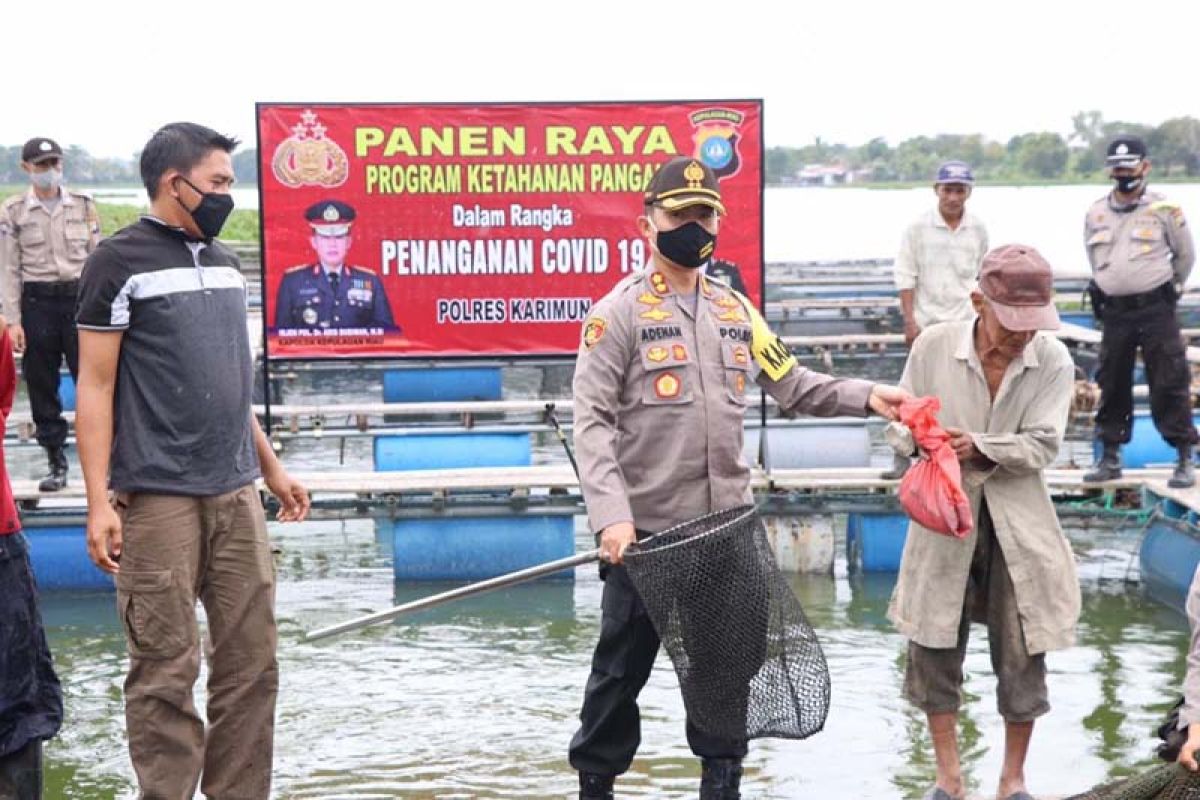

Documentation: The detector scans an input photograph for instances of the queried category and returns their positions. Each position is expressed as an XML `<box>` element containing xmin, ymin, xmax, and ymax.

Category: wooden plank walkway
<box><xmin>10</xmin><ymin>465</ymin><xmax>1166</xmax><ymax>505</ymax></box>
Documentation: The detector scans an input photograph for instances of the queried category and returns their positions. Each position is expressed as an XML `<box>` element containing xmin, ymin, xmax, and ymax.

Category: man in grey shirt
<box><xmin>75</xmin><ymin>122</ymin><xmax>310</xmax><ymax>800</ymax></box>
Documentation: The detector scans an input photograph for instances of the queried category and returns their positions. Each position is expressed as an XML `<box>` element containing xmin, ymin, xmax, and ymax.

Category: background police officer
<box><xmin>274</xmin><ymin>200</ymin><xmax>397</xmax><ymax>332</ymax></box>
<box><xmin>0</xmin><ymin>137</ymin><xmax>100</xmax><ymax>491</ymax></box>
<box><xmin>1083</xmin><ymin>135</ymin><xmax>1197</xmax><ymax>487</ymax></box>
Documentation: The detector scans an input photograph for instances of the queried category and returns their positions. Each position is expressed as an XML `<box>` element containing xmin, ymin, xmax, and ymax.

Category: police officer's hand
<box><xmin>868</xmin><ymin>384</ymin><xmax>910</xmax><ymax>421</ymax></box>
<box><xmin>904</xmin><ymin>320</ymin><xmax>921</xmax><ymax>346</ymax></box>
<box><xmin>599</xmin><ymin>521</ymin><xmax>637</xmax><ymax>565</ymax></box>
<box><xmin>7</xmin><ymin>324</ymin><xmax>25</xmax><ymax>353</ymax></box>
<box><xmin>86</xmin><ymin>501</ymin><xmax>122</xmax><ymax>574</ymax></box>
<box><xmin>1180</xmin><ymin>723</ymin><xmax>1200</xmax><ymax>771</ymax></box>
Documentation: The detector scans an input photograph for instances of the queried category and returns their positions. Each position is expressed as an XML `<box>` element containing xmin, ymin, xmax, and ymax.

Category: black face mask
<box><xmin>175</xmin><ymin>176</ymin><xmax>234</xmax><ymax>239</ymax></box>
<box><xmin>653</xmin><ymin>221</ymin><xmax>716</xmax><ymax>270</ymax></box>
<box><xmin>1113</xmin><ymin>174</ymin><xmax>1145</xmax><ymax>195</ymax></box>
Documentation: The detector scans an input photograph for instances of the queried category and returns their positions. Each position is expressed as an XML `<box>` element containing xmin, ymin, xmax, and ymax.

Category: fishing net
<box><xmin>622</xmin><ymin>505</ymin><xmax>830</xmax><ymax>741</ymax></box>
<box><xmin>1065</xmin><ymin>762</ymin><xmax>1200</xmax><ymax>799</ymax></box>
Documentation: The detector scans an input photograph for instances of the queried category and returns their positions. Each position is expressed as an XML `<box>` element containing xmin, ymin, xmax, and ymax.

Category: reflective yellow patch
<box><xmin>731</xmin><ymin>291</ymin><xmax>797</xmax><ymax>381</ymax></box>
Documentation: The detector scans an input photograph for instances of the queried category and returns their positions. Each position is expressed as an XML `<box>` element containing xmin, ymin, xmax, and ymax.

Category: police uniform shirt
<box><xmin>573</xmin><ymin>270</ymin><xmax>875</xmax><ymax>534</ymax></box>
<box><xmin>0</xmin><ymin>187</ymin><xmax>100</xmax><ymax>323</ymax></box>
<box><xmin>1085</xmin><ymin>189</ymin><xmax>1195</xmax><ymax>297</ymax></box>
<box><xmin>274</xmin><ymin>263</ymin><xmax>396</xmax><ymax>331</ymax></box>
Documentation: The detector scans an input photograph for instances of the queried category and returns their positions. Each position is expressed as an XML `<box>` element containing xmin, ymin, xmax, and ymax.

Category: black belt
<box><xmin>1103</xmin><ymin>282</ymin><xmax>1176</xmax><ymax>312</ymax></box>
<box><xmin>22</xmin><ymin>281</ymin><xmax>79</xmax><ymax>298</ymax></box>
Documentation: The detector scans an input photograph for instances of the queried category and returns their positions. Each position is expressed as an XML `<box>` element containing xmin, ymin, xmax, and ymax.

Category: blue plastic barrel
<box><xmin>1100</xmin><ymin>412</ymin><xmax>1200</xmax><ymax>468</ymax></box>
<box><xmin>23</xmin><ymin>526</ymin><xmax>112</xmax><ymax>591</ymax></box>
<box><xmin>60</xmin><ymin>373</ymin><xmax>76</xmax><ymax>412</ymax></box>
<box><xmin>382</xmin><ymin>367</ymin><xmax>502</xmax><ymax>403</ymax></box>
<box><xmin>847</xmin><ymin>512</ymin><xmax>909</xmax><ymax>572</ymax></box>
<box><xmin>1058</xmin><ymin>311</ymin><xmax>1097</xmax><ymax>330</ymax></box>
<box><xmin>743</xmin><ymin>425</ymin><xmax>871</xmax><ymax>469</ymax></box>
<box><xmin>374</xmin><ymin>432</ymin><xmax>531</xmax><ymax>471</ymax></box>
<box><xmin>392</xmin><ymin>514</ymin><xmax>576</xmax><ymax>581</ymax></box>
<box><xmin>1139</xmin><ymin>515</ymin><xmax>1200</xmax><ymax>614</ymax></box>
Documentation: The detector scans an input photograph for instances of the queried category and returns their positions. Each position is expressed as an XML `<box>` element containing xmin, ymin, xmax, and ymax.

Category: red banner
<box><xmin>257</xmin><ymin>101</ymin><xmax>763</xmax><ymax>359</ymax></box>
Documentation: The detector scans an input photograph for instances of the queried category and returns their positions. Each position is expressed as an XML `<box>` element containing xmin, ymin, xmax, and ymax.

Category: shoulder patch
<box><xmin>582</xmin><ymin>316</ymin><xmax>607</xmax><ymax>350</ymax></box>
<box><xmin>1150</xmin><ymin>201</ymin><xmax>1181</xmax><ymax>212</ymax></box>
<box><xmin>285</xmin><ymin>263</ymin><xmax>314</xmax><ymax>274</ymax></box>
<box><xmin>349</xmin><ymin>265</ymin><xmax>377</xmax><ymax>275</ymax></box>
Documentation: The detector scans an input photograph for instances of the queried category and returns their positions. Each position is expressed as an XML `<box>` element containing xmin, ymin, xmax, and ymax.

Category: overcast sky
<box><xmin>8</xmin><ymin>0</ymin><xmax>1198</xmax><ymax>159</ymax></box>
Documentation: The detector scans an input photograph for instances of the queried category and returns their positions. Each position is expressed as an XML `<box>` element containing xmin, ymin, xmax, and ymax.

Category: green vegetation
<box><xmin>0</xmin><ymin>185</ymin><xmax>261</xmax><ymax>242</ymax></box>
<box><xmin>766</xmin><ymin>110</ymin><xmax>1200</xmax><ymax>185</ymax></box>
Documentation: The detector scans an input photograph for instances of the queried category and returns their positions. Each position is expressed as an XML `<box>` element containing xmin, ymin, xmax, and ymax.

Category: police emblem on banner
<box><xmin>271</xmin><ymin>109</ymin><xmax>350</xmax><ymax>188</ymax></box>
<box><xmin>690</xmin><ymin>108</ymin><xmax>745</xmax><ymax>180</ymax></box>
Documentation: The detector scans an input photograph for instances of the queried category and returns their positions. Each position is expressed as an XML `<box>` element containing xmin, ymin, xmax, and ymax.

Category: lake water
<box><xmin>32</xmin><ymin>182</ymin><xmax>1200</xmax><ymax>796</ymax></box>
<box><xmin>93</xmin><ymin>182</ymin><xmax>1200</xmax><ymax>284</ymax></box>
<box><xmin>23</xmin><ymin>364</ymin><xmax>1194</xmax><ymax>799</ymax></box>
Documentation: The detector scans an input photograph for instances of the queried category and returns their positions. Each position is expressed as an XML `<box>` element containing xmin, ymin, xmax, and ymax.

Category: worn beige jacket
<box><xmin>886</xmin><ymin>320</ymin><xmax>1080</xmax><ymax>654</ymax></box>
<box><xmin>573</xmin><ymin>269</ymin><xmax>874</xmax><ymax>534</ymax></box>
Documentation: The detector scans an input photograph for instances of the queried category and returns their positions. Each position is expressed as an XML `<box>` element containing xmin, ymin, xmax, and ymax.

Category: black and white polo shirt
<box><xmin>76</xmin><ymin>217</ymin><xmax>260</xmax><ymax>496</ymax></box>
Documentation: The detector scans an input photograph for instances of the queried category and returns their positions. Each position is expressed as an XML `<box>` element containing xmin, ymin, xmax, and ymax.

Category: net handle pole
<box><xmin>303</xmin><ymin>548</ymin><xmax>602</xmax><ymax>642</ymax></box>
<box><xmin>544</xmin><ymin>402</ymin><xmax>582</xmax><ymax>481</ymax></box>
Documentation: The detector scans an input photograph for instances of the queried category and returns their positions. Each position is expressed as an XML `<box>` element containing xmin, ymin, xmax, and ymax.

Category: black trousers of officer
<box><xmin>21</xmin><ymin>284</ymin><xmax>79</xmax><ymax>451</ymax></box>
<box><xmin>1095</xmin><ymin>296</ymin><xmax>1199</xmax><ymax>448</ymax></box>
<box><xmin>568</xmin><ymin>554</ymin><xmax>748</xmax><ymax>777</ymax></box>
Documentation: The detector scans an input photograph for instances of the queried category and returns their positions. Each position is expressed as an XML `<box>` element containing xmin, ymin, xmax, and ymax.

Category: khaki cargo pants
<box><xmin>114</xmin><ymin>485</ymin><xmax>277</xmax><ymax>800</ymax></box>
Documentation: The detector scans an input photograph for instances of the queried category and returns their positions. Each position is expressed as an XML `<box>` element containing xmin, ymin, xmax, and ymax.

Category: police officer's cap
<box><xmin>21</xmin><ymin>137</ymin><xmax>63</xmax><ymax>165</ymax></box>
<box><xmin>306</xmin><ymin>200</ymin><xmax>356</xmax><ymax>236</ymax></box>
<box><xmin>1106</xmin><ymin>135</ymin><xmax>1147</xmax><ymax>169</ymax></box>
<box><xmin>644</xmin><ymin>157</ymin><xmax>726</xmax><ymax>215</ymax></box>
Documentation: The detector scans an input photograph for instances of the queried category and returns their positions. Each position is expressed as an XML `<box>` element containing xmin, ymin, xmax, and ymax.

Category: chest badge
<box><xmin>302</xmin><ymin>307</ymin><xmax>319</xmax><ymax>325</ymax></box>
<box><xmin>735</xmin><ymin>373</ymin><xmax>746</xmax><ymax>393</ymax></box>
<box><xmin>672</xmin><ymin>344</ymin><xmax>688</xmax><ymax>361</ymax></box>
<box><xmin>733</xmin><ymin>346</ymin><xmax>748</xmax><ymax>365</ymax></box>
<box><xmin>717</xmin><ymin>308</ymin><xmax>747</xmax><ymax>323</ymax></box>
<box><xmin>654</xmin><ymin>372</ymin><xmax>681</xmax><ymax>399</ymax></box>
<box><xmin>638</xmin><ymin>292</ymin><xmax>663</xmax><ymax>306</ymax></box>
<box><xmin>640</xmin><ymin>308</ymin><xmax>673</xmax><ymax>322</ymax></box>
<box><xmin>647</xmin><ymin>346</ymin><xmax>668</xmax><ymax>362</ymax></box>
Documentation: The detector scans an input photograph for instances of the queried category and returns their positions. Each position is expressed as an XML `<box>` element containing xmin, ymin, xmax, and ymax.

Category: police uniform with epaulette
<box><xmin>0</xmin><ymin>137</ymin><xmax>101</xmax><ymax>491</ymax></box>
<box><xmin>1083</xmin><ymin>135</ymin><xmax>1198</xmax><ymax>487</ymax></box>
<box><xmin>569</xmin><ymin>156</ymin><xmax>883</xmax><ymax>800</ymax></box>
<box><xmin>273</xmin><ymin>199</ymin><xmax>398</xmax><ymax>332</ymax></box>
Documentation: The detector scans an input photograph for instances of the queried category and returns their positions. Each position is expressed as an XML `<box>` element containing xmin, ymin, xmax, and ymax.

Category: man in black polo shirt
<box><xmin>75</xmin><ymin>122</ymin><xmax>310</xmax><ymax>800</ymax></box>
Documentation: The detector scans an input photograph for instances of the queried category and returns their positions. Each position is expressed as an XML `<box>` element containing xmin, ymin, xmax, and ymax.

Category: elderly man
<box><xmin>887</xmin><ymin>244</ymin><xmax>1080</xmax><ymax>800</ymax></box>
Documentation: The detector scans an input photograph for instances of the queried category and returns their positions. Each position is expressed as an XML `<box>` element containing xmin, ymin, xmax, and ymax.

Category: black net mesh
<box><xmin>622</xmin><ymin>505</ymin><xmax>830</xmax><ymax>741</ymax></box>
<box><xmin>1065</xmin><ymin>762</ymin><xmax>1200</xmax><ymax>799</ymax></box>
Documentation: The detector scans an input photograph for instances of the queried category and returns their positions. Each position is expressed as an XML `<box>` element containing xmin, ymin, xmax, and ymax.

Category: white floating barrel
<box><xmin>742</xmin><ymin>423</ymin><xmax>871</xmax><ymax>469</ymax></box>
<box><xmin>762</xmin><ymin>515</ymin><xmax>835</xmax><ymax>573</ymax></box>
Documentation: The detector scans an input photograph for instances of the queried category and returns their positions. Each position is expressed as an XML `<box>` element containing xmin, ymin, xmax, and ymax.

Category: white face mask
<box><xmin>30</xmin><ymin>168</ymin><xmax>62</xmax><ymax>191</ymax></box>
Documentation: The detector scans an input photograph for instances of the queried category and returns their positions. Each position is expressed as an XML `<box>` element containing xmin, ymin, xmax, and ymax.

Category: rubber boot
<box><xmin>1170</xmin><ymin>444</ymin><xmax>1196</xmax><ymax>489</ymax></box>
<box><xmin>700</xmin><ymin>758</ymin><xmax>743</xmax><ymax>800</ymax></box>
<box><xmin>579</xmin><ymin>772</ymin><xmax>614</xmax><ymax>800</ymax></box>
<box><xmin>0</xmin><ymin>739</ymin><xmax>43</xmax><ymax>800</ymax></box>
<box><xmin>37</xmin><ymin>447</ymin><xmax>67</xmax><ymax>492</ymax></box>
<box><xmin>1083</xmin><ymin>442</ymin><xmax>1122</xmax><ymax>483</ymax></box>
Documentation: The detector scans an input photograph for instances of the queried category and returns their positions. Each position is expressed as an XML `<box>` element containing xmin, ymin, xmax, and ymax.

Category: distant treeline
<box><xmin>0</xmin><ymin>145</ymin><xmax>259</xmax><ymax>186</ymax></box>
<box><xmin>767</xmin><ymin>111</ymin><xmax>1200</xmax><ymax>184</ymax></box>
<box><xmin>1</xmin><ymin>111</ymin><xmax>1197</xmax><ymax>188</ymax></box>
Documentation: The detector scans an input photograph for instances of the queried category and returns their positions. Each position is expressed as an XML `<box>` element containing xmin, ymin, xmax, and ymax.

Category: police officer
<box><xmin>273</xmin><ymin>200</ymin><xmax>397</xmax><ymax>332</ymax></box>
<box><xmin>569</xmin><ymin>156</ymin><xmax>909</xmax><ymax>800</ymax></box>
<box><xmin>0</xmin><ymin>137</ymin><xmax>100</xmax><ymax>492</ymax></box>
<box><xmin>1083</xmin><ymin>135</ymin><xmax>1197</xmax><ymax>487</ymax></box>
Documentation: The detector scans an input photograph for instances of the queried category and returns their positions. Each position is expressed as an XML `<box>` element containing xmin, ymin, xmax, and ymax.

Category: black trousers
<box><xmin>568</xmin><ymin>557</ymin><xmax>747</xmax><ymax>777</ymax></box>
<box><xmin>20</xmin><ymin>289</ymin><xmax>79</xmax><ymax>451</ymax></box>
<box><xmin>1094</xmin><ymin>300</ymin><xmax>1198</xmax><ymax>449</ymax></box>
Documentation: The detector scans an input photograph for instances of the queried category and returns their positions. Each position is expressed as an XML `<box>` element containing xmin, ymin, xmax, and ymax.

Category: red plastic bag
<box><xmin>896</xmin><ymin>396</ymin><xmax>973</xmax><ymax>538</ymax></box>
